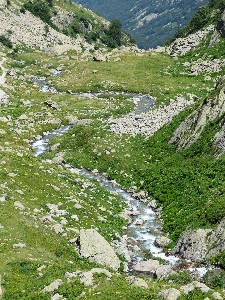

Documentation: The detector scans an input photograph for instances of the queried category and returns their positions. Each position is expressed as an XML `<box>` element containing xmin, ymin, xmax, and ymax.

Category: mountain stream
<box><xmin>32</xmin><ymin>74</ymin><xmax>210</xmax><ymax>277</ymax></box>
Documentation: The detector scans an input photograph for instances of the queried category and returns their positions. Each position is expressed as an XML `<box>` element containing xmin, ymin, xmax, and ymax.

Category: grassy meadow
<box><xmin>1</xmin><ymin>39</ymin><xmax>225</xmax><ymax>298</ymax></box>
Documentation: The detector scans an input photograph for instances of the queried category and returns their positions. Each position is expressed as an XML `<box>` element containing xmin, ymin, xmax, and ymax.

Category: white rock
<box><xmin>180</xmin><ymin>281</ymin><xmax>210</xmax><ymax>294</ymax></box>
<box><xmin>43</xmin><ymin>279</ymin><xmax>63</xmax><ymax>293</ymax></box>
<box><xmin>126</xmin><ymin>276</ymin><xmax>148</xmax><ymax>289</ymax></box>
<box><xmin>158</xmin><ymin>288</ymin><xmax>181</xmax><ymax>300</ymax></box>
<box><xmin>79</xmin><ymin>229</ymin><xmax>121</xmax><ymax>270</ymax></box>
<box><xmin>133</xmin><ymin>259</ymin><xmax>159</xmax><ymax>272</ymax></box>
<box><xmin>212</xmin><ymin>292</ymin><xmax>223</xmax><ymax>300</ymax></box>
<box><xmin>13</xmin><ymin>243</ymin><xmax>26</xmax><ymax>249</ymax></box>
<box><xmin>14</xmin><ymin>201</ymin><xmax>25</xmax><ymax>210</ymax></box>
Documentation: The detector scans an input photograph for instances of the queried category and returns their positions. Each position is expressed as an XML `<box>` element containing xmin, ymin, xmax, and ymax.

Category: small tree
<box><xmin>107</xmin><ymin>19</ymin><xmax>122</xmax><ymax>48</ymax></box>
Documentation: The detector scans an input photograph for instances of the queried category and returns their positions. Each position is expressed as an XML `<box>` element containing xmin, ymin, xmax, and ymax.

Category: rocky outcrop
<box><xmin>166</xmin><ymin>25</ymin><xmax>214</xmax><ymax>57</ymax></box>
<box><xmin>171</xmin><ymin>228</ymin><xmax>211</xmax><ymax>262</ymax></box>
<box><xmin>51</xmin><ymin>8</ymin><xmax>75</xmax><ymax>30</ymax></box>
<box><xmin>79</xmin><ymin>229</ymin><xmax>121</xmax><ymax>270</ymax></box>
<box><xmin>169</xmin><ymin>79</ymin><xmax>225</xmax><ymax>151</ymax></box>
<box><xmin>171</xmin><ymin>217</ymin><xmax>225</xmax><ymax>262</ymax></box>
<box><xmin>207</xmin><ymin>218</ymin><xmax>225</xmax><ymax>258</ymax></box>
<box><xmin>217</xmin><ymin>9</ymin><xmax>225</xmax><ymax>38</ymax></box>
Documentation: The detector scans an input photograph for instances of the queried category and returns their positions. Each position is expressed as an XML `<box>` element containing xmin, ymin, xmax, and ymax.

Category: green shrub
<box><xmin>203</xmin><ymin>269</ymin><xmax>225</xmax><ymax>288</ymax></box>
<box><xmin>0</xmin><ymin>35</ymin><xmax>13</xmax><ymax>48</ymax></box>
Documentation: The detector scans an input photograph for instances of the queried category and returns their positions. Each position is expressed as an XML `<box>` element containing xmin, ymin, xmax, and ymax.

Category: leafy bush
<box><xmin>167</xmin><ymin>271</ymin><xmax>192</xmax><ymax>285</ymax></box>
<box><xmin>22</xmin><ymin>0</ymin><xmax>58</xmax><ymax>30</ymax></box>
<box><xmin>106</xmin><ymin>19</ymin><xmax>122</xmax><ymax>48</ymax></box>
<box><xmin>203</xmin><ymin>269</ymin><xmax>225</xmax><ymax>288</ymax></box>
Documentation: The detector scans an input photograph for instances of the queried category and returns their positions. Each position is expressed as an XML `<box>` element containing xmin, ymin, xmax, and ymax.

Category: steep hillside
<box><xmin>2</xmin><ymin>0</ymin><xmax>225</xmax><ymax>299</ymax></box>
<box><xmin>75</xmin><ymin>0</ymin><xmax>209</xmax><ymax>49</ymax></box>
<box><xmin>0</xmin><ymin>0</ymin><xmax>134</xmax><ymax>54</ymax></box>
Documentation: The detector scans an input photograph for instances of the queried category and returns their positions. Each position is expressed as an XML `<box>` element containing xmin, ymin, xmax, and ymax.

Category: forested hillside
<box><xmin>75</xmin><ymin>0</ymin><xmax>208</xmax><ymax>49</ymax></box>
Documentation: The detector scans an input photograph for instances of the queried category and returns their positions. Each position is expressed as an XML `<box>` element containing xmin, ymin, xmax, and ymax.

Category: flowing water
<box><xmin>32</xmin><ymin>74</ymin><xmax>210</xmax><ymax>276</ymax></box>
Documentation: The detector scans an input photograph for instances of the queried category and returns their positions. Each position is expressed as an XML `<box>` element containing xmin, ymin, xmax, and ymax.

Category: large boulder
<box><xmin>158</xmin><ymin>288</ymin><xmax>181</xmax><ymax>300</ymax></box>
<box><xmin>171</xmin><ymin>218</ymin><xmax>225</xmax><ymax>262</ymax></box>
<box><xmin>207</xmin><ymin>218</ymin><xmax>225</xmax><ymax>258</ymax></box>
<box><xmin>133</xmin><ymin>259</ymin><xmax>159</xmax><ymax>273</ymax></box>
<box><xmin>171</xmin><ymin>228</ymin><xmax>211</xmax><ymax>262</ymax></box>
<box><xmin>79</xmin><ymin>229</ymin><xmax>121</xmax><ymax>270</ymax></box>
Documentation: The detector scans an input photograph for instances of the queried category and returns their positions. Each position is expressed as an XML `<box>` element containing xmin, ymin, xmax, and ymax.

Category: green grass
<box><xmin>1</xmin><ymin>30</ymin><xmax>225</xmax><ymax>298</ymax></box>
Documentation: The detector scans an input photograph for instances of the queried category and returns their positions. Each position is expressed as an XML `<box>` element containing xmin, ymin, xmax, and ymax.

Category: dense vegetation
<box><xmin>75</xmin><ymin>0</ymin><xmax>209</xmax><ymax>49</ymax></box>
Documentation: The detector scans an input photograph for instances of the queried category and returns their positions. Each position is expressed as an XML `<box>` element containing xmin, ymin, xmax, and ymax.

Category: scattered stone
<box><xmin>13</xmin><ymin>243</ymin><xmax>26</xmax><ymax>249</ymax></box>
<box><xmin>44</xmin><ymin>100</ymin><xmax>61</xmax><ymax>111</ymax></box>
<box><xmin>133</xmin><ymin>259</ymin><xmax>159</xmax><ymax>272</ymax></box>
<box><xmin>126</xmin><ymin>276</ymin><xmax>148</xmax><ymax>289</ymax></box>
<box><xmin>158</xmin><ymin>288</ymin><xmax>181</xmax><ymax>300</ymax></box>
<box><xmin>15</xmin><ymin>190</ymin><xmax>24</xmax><ymax>195</ymax></box>
<box><xmin>79</xmin><ymin>268</ymin><xmax>112</xmax><ymax>286</ymax></box>
<box><xmin>212</xmin><ymin>292</ymin><xmax>223</xmax><ymax>300</ymax></box>
<box><xmin>166</xmin><ymin>25</ymin><xmax>214</xmax><ymax>57</ymax></box>
<box><xmin>14</xmin><ymin>201</ymin><xmax>25</xmax><ymax>210</ymax></box>
<box><xmin>52</xmin><ymin>152</ymin><xmax>65</xmax><ymax>164</ymax></box>
<box><xmin>64</xmin><ymin>115</ymin><xmax>78</xmax><ymax>125</ymax></box>
<box><xmin>74</xmin><ymin>203</ymin><xmax>82</xmax><ymax>209</ymax></box>
<box><xmin>52</xmin><ymin>223</ymin><xmax>64</xmax><ymax>234</ymax></box>
<box><xmin>0</xmin><ymin>276</ymin><xmax>2</xmax><ymax>299</ymax></box>
<box><xmin>180</xmin><ymin>281</ymin><xmax>210</xmax><ymax>294</ymax></box>
<box><xmin>108</xmin><ymin>96</ymin><xmax>194</xmax><ymax>138</ymax></box>
<box><xmin>0</xmin><ymin>196</ymin><xmax>6</xmax><ymax>202</ymax></box>
<box><xmin>156</xmin><ymin>265</ymin><xmax>175</xmax><ymax>279</ymax></box>
<box><xmin>135</xmin><ymin>218</ymin><xmax>144</xmax><ymax>226</ymax></box>
<box><xmin>79</xmin><ymin>229</ymin><xmax>120</xmax><ymax>270</ymax></box>
<box><xmin>155</xmin><ymin>236</ymin><xmax>172</xmax><ymax>248</ymax></box>
<box><xmin>43</xmin><ymin>279</ymin><xmax>63</xmax><ymax>293</ymax></box>
<box><xmin>51</xmin><ymin>293</ymin><xmax>65</xmax><ymax>300</ymax></box>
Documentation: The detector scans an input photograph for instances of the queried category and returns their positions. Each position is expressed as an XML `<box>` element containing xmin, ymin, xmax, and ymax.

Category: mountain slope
<box><xmin>0</xmin><ymin>0</ymin><xmax>134</xmax><ymax>55</ymax></box>
<box><xmin>75</xmin><ymin>0</ymin><xmax>209</xmax><ymax>49</ymax></box>
<box><xmin>2</xmin><ymin>0</ymin><xmax>225</xmax><ymax>298</ymax></box>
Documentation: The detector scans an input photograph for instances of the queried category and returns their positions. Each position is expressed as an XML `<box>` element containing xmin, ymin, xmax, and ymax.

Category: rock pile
<box><xmin>108</xmin><ymin>95</ymin><xmax>195</xmax><ymax>138</ymax></box>
<box><xmin>182</xmin><ymin>58</ymin><xmax>225</xmax><ymax>75</ymax></box>
<box><xmin>169</xmin><ymin>81</ymin><xmax>225</xmax><ymax>151</ymax></box>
